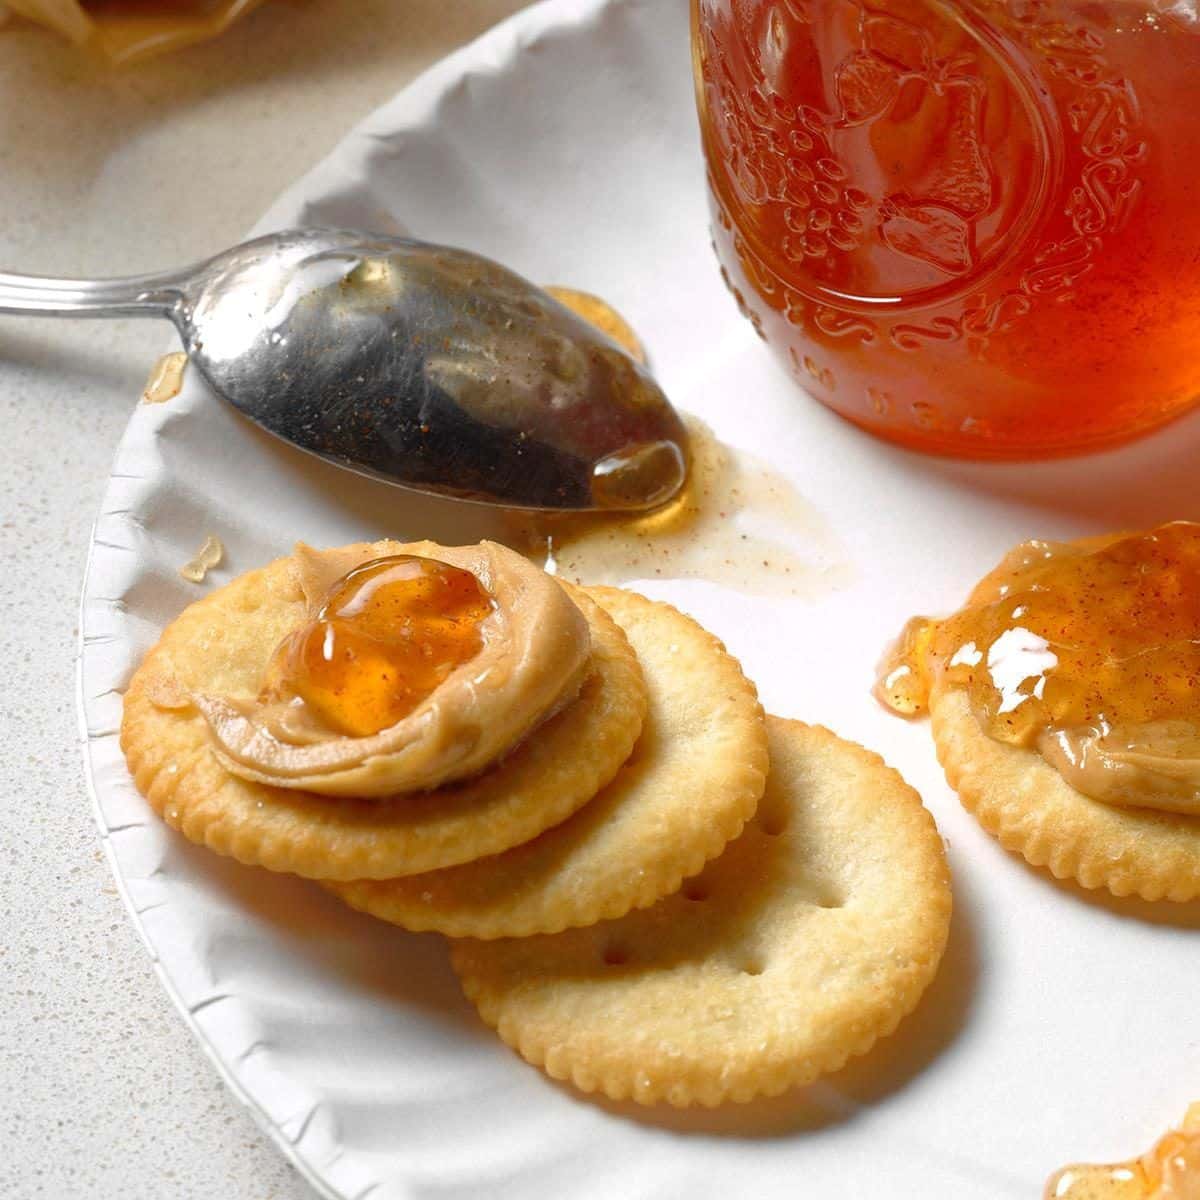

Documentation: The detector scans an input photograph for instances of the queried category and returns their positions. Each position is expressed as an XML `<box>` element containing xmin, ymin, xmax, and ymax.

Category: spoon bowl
<box><xmin>0</xmin><ymin>228</ymin><xmax>690</xmax><ymax>511</ymax></box>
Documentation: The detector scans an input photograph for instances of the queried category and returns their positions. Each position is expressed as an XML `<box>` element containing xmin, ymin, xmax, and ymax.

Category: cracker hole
<box><xmin>683</xmin><ymin>883</ymin><xmax>709</xmax><ymax>902</ymax></box>
<box><xmin>760</xmin><ymin>815</ymin><xmax>788</xmax><ymax>837</ymax></box>
<box><xmin>740</xmin><ymin>958</ymin><xmax>765</xmax><ymax>977</ymax></box>
<box><xmin>602</xmin><ymin>945</ymin><xmax>630</xmax><ymax>967</ymax></box>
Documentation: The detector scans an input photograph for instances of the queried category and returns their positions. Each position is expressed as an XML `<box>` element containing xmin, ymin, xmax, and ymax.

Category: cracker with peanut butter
<box><xmin>451</xmin><ymin>718</ymin><xmax>952</xmax><ymax>1107</ymax></box>
<box><xmin>932</xmin><ymin>688</ymin><xmax>1200</xmax><ymax>901</ymax></box>
<box><xmin>325</xmin><ymin>586</ymin><xmax>769</xmax><ymax>938</ymax></box>
<box><xmin>120</xmin><ymin>541</ymin><xmax>647</xmax><ymax>881</ymax></box>
<box><xmin>880</xmin><ymin>525</ymin><xmax>1200</xmax><ymax>901</ymax></box>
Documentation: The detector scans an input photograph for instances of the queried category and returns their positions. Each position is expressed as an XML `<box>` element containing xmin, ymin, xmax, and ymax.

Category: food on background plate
<box><xmin>453</xmin><ymin>718</ymin><xmax>952</xmax><ymax>1107</ymax></box>
<box><xmin>3</xmin><ymin>0</ymin><xmax>264</xmax><ymax>63</ymax></box>
<box><xmin>878</xmin><ymin>523</ymin><xmax>1200</xmax><ymax>900</ymax></box>
<box><xmin>1046</xmin><ymin>1103</ymin><xmax>1200</xmax><ymax>1199</ymax></box>
<box><xmin>120</xmin><ymin>536</ymin><xmax>952</xmax><ymax>1106</ymax></box>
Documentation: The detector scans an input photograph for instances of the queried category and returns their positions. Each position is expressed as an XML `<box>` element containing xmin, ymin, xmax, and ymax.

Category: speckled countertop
<box><xmin>0</xmin><ymin>5</ymin><xmax>531</xmax><ymax>1195</ymax></box>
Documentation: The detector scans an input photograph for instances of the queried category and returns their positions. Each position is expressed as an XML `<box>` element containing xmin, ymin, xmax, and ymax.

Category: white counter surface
<box><xmin>0</xmin><ymin>5</ymin><xmax>532</xmax><ymax>1196</ymax></box>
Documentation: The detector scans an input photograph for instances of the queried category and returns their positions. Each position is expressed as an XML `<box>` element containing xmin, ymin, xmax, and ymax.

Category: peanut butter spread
<box><xmin>193</xmin><ymin>540</ymin><xmax>591</xmax><ymax>797</ymax></box>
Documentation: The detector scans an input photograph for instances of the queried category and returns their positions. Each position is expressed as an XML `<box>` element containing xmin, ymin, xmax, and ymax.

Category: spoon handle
<box><xmin>0</xmin><ymin>269</ymin><xmax>187</xmax><ymax>319</ymax></box>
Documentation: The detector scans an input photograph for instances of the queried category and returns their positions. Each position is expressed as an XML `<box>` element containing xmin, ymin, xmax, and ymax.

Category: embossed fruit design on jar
<box><xmin>692</xmin><ymin>0</ymin><xmax>1200</xmax><ymax>456</ymax></box>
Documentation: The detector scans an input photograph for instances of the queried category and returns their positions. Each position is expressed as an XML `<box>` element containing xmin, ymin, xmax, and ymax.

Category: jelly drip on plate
<box><xmin>1045</xmin><ymin>1105</ymin><xmax>1200</xmax><ymax>1199</ymax></box>
<box><xmin>506</xmin><ymin>418</ymin><xmax>849</xmax><ymax>599</ymax></box>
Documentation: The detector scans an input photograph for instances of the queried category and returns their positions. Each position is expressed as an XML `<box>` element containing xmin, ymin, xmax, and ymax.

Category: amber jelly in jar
<box><xmin>692</xmin><ymin>0</ymin><xmax>1200</xmax><ymax>457</ymax></box>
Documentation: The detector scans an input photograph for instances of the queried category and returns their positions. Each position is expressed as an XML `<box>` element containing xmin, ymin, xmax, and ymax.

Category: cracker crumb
<box><xmin>179</xmin><ymin>535</ymin><xmax>223</xmax><ymax>584</ymax></box>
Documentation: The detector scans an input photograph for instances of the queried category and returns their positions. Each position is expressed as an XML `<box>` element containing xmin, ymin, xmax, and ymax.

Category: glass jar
<box><xmin>692</xmin><ymin>0</ymin><xmax>1200</xmax><ymax>457</ymax></box>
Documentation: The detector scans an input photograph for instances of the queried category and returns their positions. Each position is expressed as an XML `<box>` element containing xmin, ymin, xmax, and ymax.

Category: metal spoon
<box><xmin>0</xmin><ymin>228</ymin><xmax>689</xmax><ymax>511</ymax></box>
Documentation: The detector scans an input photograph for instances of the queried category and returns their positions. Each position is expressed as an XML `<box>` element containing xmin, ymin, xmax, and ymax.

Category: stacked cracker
<box><xmin>121</xmin><ymin>543</ymin><xmax>952</xmax><ymax>1108</ymax></box>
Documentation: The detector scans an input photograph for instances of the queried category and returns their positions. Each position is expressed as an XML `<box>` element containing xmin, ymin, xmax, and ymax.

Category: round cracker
<box><xmin>326</xmin><ymin>586</ymin><xmax>769</xmax><ymax>937</ymax></box>
<box><xmin>120</xmin><ymin>557</ymin><xmax>646</xmax><ymax>881</ymax></box>
<box><xmin>451</xmin><ymin>718</ymin><xmax>953</xmax><ymax>1107</ymax></box>
<box><xmin>931</xmin><ymin>686</ymin><xmax>1200</xmax><ymax>901</ymax></box>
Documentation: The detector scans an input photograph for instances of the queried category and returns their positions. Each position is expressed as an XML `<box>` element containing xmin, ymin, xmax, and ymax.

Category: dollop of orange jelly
<box><xmin>262</xmin><ymin>555</ymin><xmax>494</xmax><ymax>738</ymax></box>
<box><xmin>875</xmin><ymin>523</ymin><xmax>1200</xmax><ymax>747</ymax></box>
<box><xmin>1045</xmin><ymin>1105</ymin><xmax>1200</xmax><ymax>1200</ymax></box>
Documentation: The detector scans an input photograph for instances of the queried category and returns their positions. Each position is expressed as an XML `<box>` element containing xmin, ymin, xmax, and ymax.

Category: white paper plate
<box><xmin>78</xmin><ymin>0</ymin><xmax>1200</xmax><ymax>1196</ymax></box>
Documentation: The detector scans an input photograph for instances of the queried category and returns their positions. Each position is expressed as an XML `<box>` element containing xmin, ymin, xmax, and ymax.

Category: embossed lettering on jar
<box><xmin>692</xmin><ymin>0</ymin><xmax>1200</xmax><ymax>456</ymax></box>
